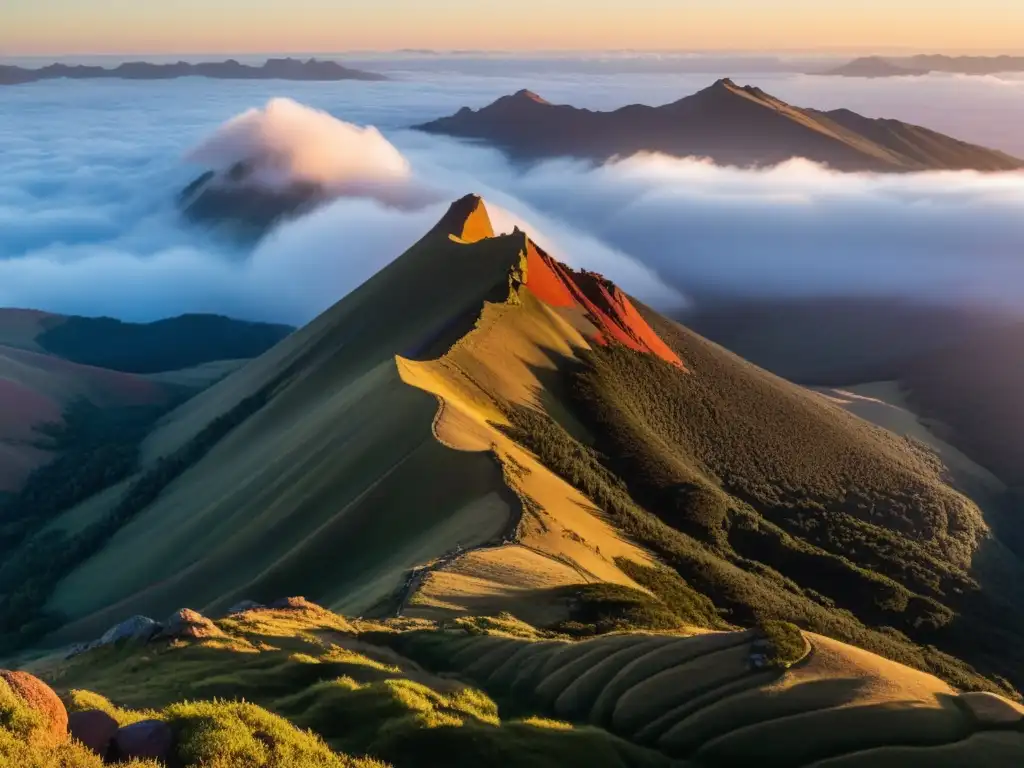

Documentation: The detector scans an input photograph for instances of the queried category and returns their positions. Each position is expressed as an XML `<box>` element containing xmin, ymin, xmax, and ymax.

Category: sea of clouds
<box><xmin>1</xmin><ymin>65</ymin><xmax>1023</xmax><ymax>325</ymax></box>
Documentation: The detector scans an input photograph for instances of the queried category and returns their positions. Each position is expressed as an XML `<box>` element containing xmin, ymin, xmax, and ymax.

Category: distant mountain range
<box><xmin>0</xmin><ymin>57</ymin><xmax>386</xmax><ymax>85</ymax></box>
<box><xmin>417</xmin><ymin>78</ymin><xmax>1022</xmax><ymax>171</ymax></box>
<box><xmin>821</xmin><ymin>54</ymin><xmax>1024</xmax><ymax>77</ymax></box>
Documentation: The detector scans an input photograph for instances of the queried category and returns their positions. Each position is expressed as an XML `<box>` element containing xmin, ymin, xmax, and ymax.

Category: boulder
<box><xmin>269</xmin><ymin>596</ymin><xmax>319</xmax><ymax>611</ymax></box>
<box><xmin>112</xmin><ymin>719</ymin><xmax>173</xmax><ymax>762</ymax></box>
<box><xmin>161</xmin><ymin>608</ymin><xmax>224</xmax><ymax>640</ymax></box>
<box><xmin>68</xmin><ymin>709</ymin><xmax>118</xmax><ymax>756</ymax></box>
<box><xmin>226</xmin><ymin>600</ymin><xmax>264</xmax><ymax>615</ymax></box>
<box><xmin>0</xmin><ymin>670</ymin><xmax>68</xmax><ymax>742</ymax></box>
<box><xmin>99</xmin><ymin>616</ymin><xmax>162</xmax><ymax>646</ymax></box>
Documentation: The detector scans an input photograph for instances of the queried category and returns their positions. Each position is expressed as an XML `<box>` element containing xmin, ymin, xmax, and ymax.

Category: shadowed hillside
<box><xmin>416</xmin><ymin>79</ymin><xmax>1022</xmax><ymax>171</ymax></box>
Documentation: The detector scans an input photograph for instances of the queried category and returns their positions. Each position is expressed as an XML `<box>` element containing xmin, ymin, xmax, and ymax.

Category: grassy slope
<box><xmin>397</xmin><ymin>266</ymin><xmax>657</xmax><ymax>621</ymax></box>
<box><xmin>12</xmin><ymin>601</ymin><xmax>1022</xmax><ymax>767</ymax></box>
<box><xmin>0</xmin><ymin>344</ymin><xmax>167</xmax><ymax>492</ymax></box>
<box><xmin>40</xmin><ymin>198</ymin><xmax>562</xmax><ymax>644</ymax></box>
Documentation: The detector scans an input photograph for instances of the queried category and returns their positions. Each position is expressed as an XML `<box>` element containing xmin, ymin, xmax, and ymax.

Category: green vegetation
<box><xmin>0</xmin><ymin>399</ymin><xmax>173</xmax><ymax>552</ymax></box>
<box><xmin>495</xmin><ymin>354</ymin><xmax>1016</xmax><ymax>696</ymax></box>
<box><xmin>0</xmin><ymin>379</ymin><xmax>276</xmax><ymax>651</ymax></box>
<box><xmin>38</xmin><ymin>314</ymin><xmax>293</xmax><ymax>374</ymax></box>
<box><xmin>38</xmin><ymin>606</ymin><xmax>671</xmax><ymax>768</ymax></box>
<box><xmin>551</xmin><ymin>561</ymin><xmax>726</xmax><ymax>637</ymax></box>
<box><xmin>2</xmin><ymin>675</ymin><xmax>159</xmax><ymax>767</ymax></box>
<box><xmin>754</xmin><ymin>620</ymin><xmax>807</xmax><ymax>669</ymax></box>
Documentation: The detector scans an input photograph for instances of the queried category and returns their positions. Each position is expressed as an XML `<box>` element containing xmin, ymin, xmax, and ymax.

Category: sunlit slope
<box><xmin>396</xmin><ymin>239</ymin><xmax>659</xmax><ymax>621</ymax></box>
<box><xmin>393</xmin><ymin>622</ymin><xmax>1024</xmax><ymax>766</ymax></box>
<box><xmin>45</xmin><ymin>196</ymin><xmax>540</xmax><ymax>641</ymax></box>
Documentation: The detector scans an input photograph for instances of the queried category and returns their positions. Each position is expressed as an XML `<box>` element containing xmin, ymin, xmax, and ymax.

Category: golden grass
<box><xmin>590</xmin><ymin>632</ymin><xmax>754</xmax><ymax>726</ymax></box>
<box><xmin>612</xmin><ymin>644</ymin><xmax>754</xmax><ymax>735</ymax></box>
<box><xmin>552</xmin><ymin>637</ymin><xmax>679</xmax><ymax>721</ymax></box>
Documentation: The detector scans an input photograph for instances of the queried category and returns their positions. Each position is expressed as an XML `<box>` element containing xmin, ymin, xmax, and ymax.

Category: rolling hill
<box><xmin>416</xmin><ymin>79</ymin><xmax>1023</xmax><ymax>171</ymax></box>
<box><xmin>3</xmin><ymin>196</ymin><xmax>1024</xmax><ymax>764</ymax></box>
<box><xmin>0</xmin><ymin>310</ymin><xmax>292</xmax><ymax>494</ymax></box>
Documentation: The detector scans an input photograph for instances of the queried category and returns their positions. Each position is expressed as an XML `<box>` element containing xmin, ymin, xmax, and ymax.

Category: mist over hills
<box><xmin>823</xmin><ymin>54</ymin><xmax>1024</xmax><ymax>77</ymax></box>
<box><xmin>417</xmin><ymin>78</ymin><xmax>1023</xmax><ymax>171</ymax></box>
<box><xmin>3</xmin><ymin>62</ymin><xmax>1024</xmax><ymax>765</ymax></box>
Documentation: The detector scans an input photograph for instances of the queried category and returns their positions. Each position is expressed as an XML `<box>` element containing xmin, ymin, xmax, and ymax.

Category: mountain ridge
<box><xmin>0</xmin><ymin>57</ymin><xmax>386</xmax><ymax>86</ymax></box>
<box><xmin>4</xmin><ymin>194</ymin><xmax>1024</xmax><ymax>763</ymax></box>
<box><xmin>416</xmin><ymin>79</ymin><xmax>1023</xmax><ymax>171</ymax></box>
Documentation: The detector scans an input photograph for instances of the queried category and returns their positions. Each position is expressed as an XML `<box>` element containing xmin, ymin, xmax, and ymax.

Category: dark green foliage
<box><xmin>0</xmin><ymin>382</ymin><xmax>276</xmax><ymax>651</ymax></box>
<box><xmin>614</xmin><ymin>560</ymin><xmax>724</xmax><ymax>630</ymax></box>
<box><xmin>0</xmin><ymin>398</ymin><xmax>173</xmax><ymax>552</ymax></box>
<box><xmin>495</xmin><ymin>366</ymin><xmax>1015</xmax><ymax>696</ymax></box>
<box><xmin>754</xmin><ymin>620</ymin><xmax>807</xmax><ymax>669</ymax></box>
<box><xmin>552</xmin><ymin>583</ymin><xmax>687</xmax><ymax>637</ymax></box>
<box><xmin>38</xmin><ymin>313</ymin><xmax>293</xmax><ymax>374</ymax></box>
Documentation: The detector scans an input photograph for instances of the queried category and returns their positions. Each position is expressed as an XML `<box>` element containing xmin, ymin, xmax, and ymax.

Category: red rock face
<box><xmin>523</xmin><ymin>239</ymin><xmax>685</xmax><ymax>369</ymax></box>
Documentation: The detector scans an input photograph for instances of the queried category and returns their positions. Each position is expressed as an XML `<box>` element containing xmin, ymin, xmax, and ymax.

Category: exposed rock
<box><xmin>160</xmin><ymin>608</ymin><xmax>224</xmax><ymax>640</ymax></box>
<box><xmin>68</xmin><ymin>709</ymin><xmax>118</xmax><ymax>756</ymax></box>
<box><xmin>112</xmin><ymin>719</ymin><xmax>173</xmax><ymax>762</ymax></box>
<box><xmin>0</xmin><ymin>670</ymin><xmax>68</xmax><ymax>742</ymax></box>
<box><xmin>269</xmin><ymin>596</ymin><xmax>320</xmax><ymax>611</ymax></box>
<box><xmin>99</xmin><ymin>615</ymin><xmax>162</xmax><ymax>646</ymax></box>
<box><xmin>226</xmin><ymin>600</ymin><xmax>264</xmax><ymax>615</ymax></box>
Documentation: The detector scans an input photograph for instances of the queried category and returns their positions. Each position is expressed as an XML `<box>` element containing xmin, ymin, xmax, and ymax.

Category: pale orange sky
<box><xmin>3</xmin><ymin>0</ymin><xmax>1023</xmax><ymax>55</ymax></box>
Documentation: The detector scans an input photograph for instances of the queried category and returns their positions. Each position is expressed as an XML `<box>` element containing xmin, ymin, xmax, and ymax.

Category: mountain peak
<box><xmin>511</xmin><ymin>89</ymin><xmax>549</xmax><ymax>104</ymax></box>
<box><xmin>430</xmin><ymin>193</ymin><xmax>495</xmax><ymax>243</ymax></box>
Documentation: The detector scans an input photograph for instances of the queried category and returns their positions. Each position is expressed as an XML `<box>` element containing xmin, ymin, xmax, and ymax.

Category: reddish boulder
<box><xmin>112</xmin><ymin>719</ymin><xmax>173</xmax><ymax>761</ymax></box>
<box><xmin>161</xmin><ymin>608</ymin><xmax>223</xmax><ymax>640</ymax></box>
<box><xmin>0</xmin><ymin>669</ymin><xmax>68</xmax><ymax>743</ymax></box>
<box><xmin>68</xmin><ymin>708</ymin><xmax>118</xmax><ymax>756</ymax></box>
<box><xmin>269</xmin><ymin>596</ymin><xmax>319</xmax><ymax>610</ymax></box>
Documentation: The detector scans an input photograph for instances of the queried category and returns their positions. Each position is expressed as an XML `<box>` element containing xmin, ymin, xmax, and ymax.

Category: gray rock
<box><xmin>112</xmin><ymin>719</ymin><xmax>173</xmax><ymax>762</ymax></box>
<box><xmin>99</xmin><ymin>616</ymin><xmax>162</xmax><ymax>646</ymax></box>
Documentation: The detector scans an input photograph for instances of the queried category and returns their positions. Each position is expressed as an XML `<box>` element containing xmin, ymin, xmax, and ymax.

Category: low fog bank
<box><xmin>2</xmin><ymin>88</ymin><xmax>1023</xmax><ymax>327</ymax></box>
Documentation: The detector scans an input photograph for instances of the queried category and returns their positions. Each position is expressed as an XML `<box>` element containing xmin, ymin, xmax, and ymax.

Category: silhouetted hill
<box><xmin>417</xmin><ymin>79</ymin><xmax>1022</xmax><ymax>171</ymax></box>
<box><xmin>0</xmin><ymin>57</ymin><xmax>386</xmax><ymax>85</ymax></box>
<box><xmin>820</xmin><ymin>56</ymin><xmax>930</xmax><ymax>77</ymax></box>
<box><xmin>822</xmin><ymin>54</ymin><xmax>1024</xmax><ymax>77</ymax></box>
<box><xmin>35</xmin><ymin>314</ymin><xmax>294</xmax><ymax>374</ymax></box>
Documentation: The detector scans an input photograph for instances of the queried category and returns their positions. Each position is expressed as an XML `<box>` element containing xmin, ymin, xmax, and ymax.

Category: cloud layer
<box><xmin>1</xmin><ymin>71</ymin><xmax>1023</xmax><ymax>327</ymax></box>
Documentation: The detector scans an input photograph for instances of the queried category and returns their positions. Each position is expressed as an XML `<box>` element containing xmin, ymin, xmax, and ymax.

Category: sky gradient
<box><xmin>3</xmin><ymin>0</ymin><xmax>1023</xmax><ymax>55</ymax></box>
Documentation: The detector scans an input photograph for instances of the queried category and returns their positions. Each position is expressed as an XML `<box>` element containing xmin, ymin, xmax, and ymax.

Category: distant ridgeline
<box><xmin>0</xmin><ymin>57</ymin><xmax>387</xmax><ymax>85</ymax></box>
<box><xmin>821</xmin><ymin>54</ymin><xmax>1024</xmax><ymax>77</ymax></box>
<box><xmin>34</xmin><ymin>314</ymin><xmax>294</xmax><ymax>374</ymax></box>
